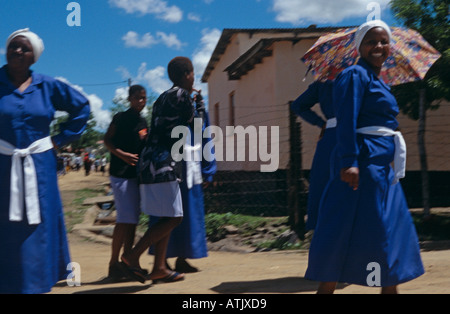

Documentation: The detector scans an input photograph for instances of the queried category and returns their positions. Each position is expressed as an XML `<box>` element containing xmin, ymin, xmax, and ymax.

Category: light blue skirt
<box><xmin>140</xmin><ymin>181</ymin><xmax>183</xmax><ymax>217</ymax></box>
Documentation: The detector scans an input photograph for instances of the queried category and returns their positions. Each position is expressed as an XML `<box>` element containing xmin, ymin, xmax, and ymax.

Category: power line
<box><xmin>76</xmin><ymin>80</ymin><xmax>129</xmax><ymax>87</ymax></box>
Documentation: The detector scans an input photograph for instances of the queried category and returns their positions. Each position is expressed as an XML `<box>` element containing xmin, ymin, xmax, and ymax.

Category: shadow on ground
<box><xmin>211</xmin><ymin>277</ymin><xmax>319</xmax><ymax>294</ymax></box>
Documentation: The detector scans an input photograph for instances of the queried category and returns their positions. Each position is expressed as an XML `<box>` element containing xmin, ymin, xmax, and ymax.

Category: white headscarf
<box><xmin>354</xmin><ymin>20</ymin><xmax>392</xmax><ymax>54</ymax></box>
<box><xmin>6</xmin><ymin>28</ymin><xmax>45</xmax><ymax>63</ymax></box>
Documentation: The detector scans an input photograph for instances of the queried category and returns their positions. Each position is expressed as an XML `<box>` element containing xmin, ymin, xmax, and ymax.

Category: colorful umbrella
<box><xmin>301</xmin><ymin>26</ymin><xmax>441</xmax><ymax>86</ymax></box>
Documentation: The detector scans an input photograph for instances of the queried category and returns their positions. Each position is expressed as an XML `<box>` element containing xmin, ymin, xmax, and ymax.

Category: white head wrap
<box><xmin>6</xmin><ymin>28</ymin><xmax>45</xmax><ymax>63</ymax></box>
<box><xmin>354</xmin><ymin>20</ymin><xmax>391</xmax><ymax>54</ymax></box>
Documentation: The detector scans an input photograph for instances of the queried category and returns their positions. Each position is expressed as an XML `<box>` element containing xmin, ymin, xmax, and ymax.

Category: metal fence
<box><xmin>203</xmin><ymin>106</ymin><xmax>309</xmax><ymax>237</ymax></box>
<box><xmin>203</xmin><ymin>102</ymin><xmax>450</xmax><ymax>238</ymax></box>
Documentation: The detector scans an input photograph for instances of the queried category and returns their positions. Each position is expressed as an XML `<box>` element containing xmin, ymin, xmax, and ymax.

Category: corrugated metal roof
<box><xmin>201</xmin><ymin>25</ymin><xmax>355</xmax><ymax>82</ymax></box>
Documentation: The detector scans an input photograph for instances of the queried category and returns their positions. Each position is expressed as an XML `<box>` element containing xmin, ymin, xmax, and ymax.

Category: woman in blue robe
<box><xmin>149</xmin><ymin>110</ymin><xmax>216</xmax><ymax>273</ymax></box>
<box><xmin>0</xmin><ymin>29</ymin><xmax>90</xmax><ymax>294</ymax></box>
<box><xmin>291</xmin><ymin>80</ymin><xmax>335</xmax><ymax>231</ymax></box>
<box><xmin>305</xmin><ymin>21</ymin><xmax>424</xmax><ymax>294</ymax></box>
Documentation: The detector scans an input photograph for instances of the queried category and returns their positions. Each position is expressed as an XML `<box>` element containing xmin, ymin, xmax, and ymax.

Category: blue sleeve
<box><xmin>291</xmin><ymin>82</ymin><xmax>326</xmax><ymax>128</ymax></box>
<box><xmin>334</xmin><ymin>68</ymin><xmax>365</xmax><ymax>169</ymax></box>
<box><xmin>50</xmin><ymin>79</ymin><xmax>91</xmax><ymax>147</ymax></box>
<box><xmin>201</xmin><ymin>111</ymin><xmax>217</xmax><ymax>182</ymax></box>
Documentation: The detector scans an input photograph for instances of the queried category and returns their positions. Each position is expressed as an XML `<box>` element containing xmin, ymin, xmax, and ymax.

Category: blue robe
<box><xmin>305</xmin><ymin>60</ymin><xmax>424</xmax><ymax>287</ymax></box>
<box><xmin>0</xmin><ymin>65</ymin><xmax>90</xmax><ymax>294</ymax></box>
<box><xmin>291</xmin><ymin>80</ymin><xmax>335</xmax><ymax>230</ymax></box>
<box><xmin>150</xmin><ymin>111</ymin><xmax>216</xmax><ymax>259</ymax></box>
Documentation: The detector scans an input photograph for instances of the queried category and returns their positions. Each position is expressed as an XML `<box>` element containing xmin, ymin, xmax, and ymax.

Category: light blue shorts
<box><xmin>110</xmin><ymin>176</ymin><xmax>141</xmax><ymax>224</ymax></box>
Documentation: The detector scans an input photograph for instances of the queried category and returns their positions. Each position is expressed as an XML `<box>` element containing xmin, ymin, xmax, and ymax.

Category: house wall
<box><xmin>208</xmin><ymin>31</ymin><xmax>450</xmax><ymax>174</ymax></box>
<box><xmin>397</xmin><ymin>101</ymin><xmax>450</xmax><ymax>171</ymax></box>
<box><xmin>208</xmin><ymin>34</ymin><xmax>322</xmax><ymax>172</ymax></box>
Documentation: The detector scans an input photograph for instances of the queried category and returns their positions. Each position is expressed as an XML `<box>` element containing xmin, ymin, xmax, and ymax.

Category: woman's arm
<box><xmin>334</xmin><ymin>69</ymin><xmax>365</xmax><ymax>190</ymax></box>
<box><xmin>104</xmin><ymin>119</ymin><xmax>139</xmax><ymax>166</ymax></box>
<box><xmin>291</xmin><ymin>81</ymin><xmax>326</xmax><ymax>128</ymax></box>
<box><xmin>50</xmin><ymin>79</ymin><xmax>90</xmax><ymax>147</ymax></box>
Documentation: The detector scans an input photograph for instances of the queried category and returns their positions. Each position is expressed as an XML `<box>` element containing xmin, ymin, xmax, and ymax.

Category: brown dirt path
<box><xmin>51</xmin><ymin>169</ymin><xmax>450</xmax><ymax>294</ymax></box>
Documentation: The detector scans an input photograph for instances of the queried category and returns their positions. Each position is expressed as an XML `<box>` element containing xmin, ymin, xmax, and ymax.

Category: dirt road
<box><xmin>51</xmin><ymin>170</ymin><xmax>450</xmax><ymax>294</ymax></box>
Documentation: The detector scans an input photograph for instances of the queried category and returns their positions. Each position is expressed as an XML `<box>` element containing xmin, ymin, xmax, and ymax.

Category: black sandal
<box><xmin>119</xmin><ymin>260</ymin><xmax>147</xmax><ymax>284</ymax></box>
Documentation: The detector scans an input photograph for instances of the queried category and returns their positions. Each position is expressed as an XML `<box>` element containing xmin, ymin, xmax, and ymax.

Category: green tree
<box><xmin>390</xmin><ymin>0</ymin><xmax>450</xmax><ymax>217</ymax></box>
<box><xmin>50</xmin><ymin>114</ymin><xmax>68</xmax><ymax>137</ymax></box>
<box><xmin>51</xmin><ymin>113</ymin><xmax>104</xmax><ymax>151</ymax></box>
<box><xmin>71</xmin><ymin>113</ymin><xmax>105</xmax><ymax>150</ymax></box>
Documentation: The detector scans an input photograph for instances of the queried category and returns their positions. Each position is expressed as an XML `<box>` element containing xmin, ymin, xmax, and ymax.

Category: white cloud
<box><xmin>156</xmin><ymin>32</ymin><xmax>185</xmax><ymax>50</ymax></box>
<box><xmin>117</xmin><ymin>63</ymin><xmax>172</xmax><ymax>95</ymax></box>
<box><xmin>0</xmin><ymin>48</ymin><xmax>5</xmax><ymax>55</ymax></box>
<box><xmin>122</xmin><ymin>31</ymin><xmax>185</xmax><ymax>50</ymax></box>
<box><xmin>116</xmin><ymin>28</ymin><xmax>221</xmax><ymax>107</ymax></box>
<box><xmin>137</xmin><ymin>63</ymin><xmax>172</xmax><ymax>94</ymax></box>
<box><xmin>192</xmin><ymin>28</ymin><xmax>221</xmax><ymax>96</ymax></box>
<box><xmin>55</xmin><ymin>77</ymin><xmax>112</xmax><ymax>130</ymax></box>
<box><xmin>87</xmin><ymin>94</ymin><xmax>113</xmax><ymax>130</ymax></box>
<box><xmin>122</xmin><ymin>31</ymin><xmax>158</xmax><ymax>48</ymax></box>
<box><xmin>109</xmin><ymin>0</ymin><xmax>183</xmax><ymax>23</ymax></box>
<box><xmin>187</xmin><ymin>13</ymin><xmax>201</xmax><ymax>22</ymax></box>
<box><xmin>272</xmin><ymin>0</ymin><xmax>390</xmax><ymax>24</ymax></box>
<box><xmin>113</xmin><ymin>86</ymin><xmax>130</xmax><ymax>104</ymax></box>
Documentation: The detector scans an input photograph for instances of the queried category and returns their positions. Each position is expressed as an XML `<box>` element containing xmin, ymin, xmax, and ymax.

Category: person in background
<box><xmin>291</xmin><ymin>80</ymin><xmax>335</xmax><ymax>231</ymax></box>
<box><xmin>304</xmin><ymin>20</ymin><xmax>424</xmax><ymax>294</ymax></box>
<box><xmin>150</xmin><ymin>90</ymin><xmax>216</xmax><ymax>274</ymax></box>
<box><xmin>83</xmin><ymin>152</ymin><xmax>91</xmax><ymax>176</ymax></box>
<box><xmin>120</xmin><ymin>57</ymin><xmax>200</xmax><ymax>284</ymax></box>
<box><xmin>104</xmin><ymin>85</ymin><xmax>148</xmax><ymax>281</ymax></box>
<box><xmin>101</xmin><ymin>155</ymin><xmax>107</xmax><ymax>176</ymax></box>
<box><xmin>0</xmin><ymin>28</ymin><xmax>90</xmax><ymax>294</ymax></box>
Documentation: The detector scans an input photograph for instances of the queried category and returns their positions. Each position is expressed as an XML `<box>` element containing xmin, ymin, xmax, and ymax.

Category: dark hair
<box><xmin>128</xmin><ymin>85</ymin><xmax>145</xmax><ymax>97</ymax></box>
<box><xmin>167</xmin><ymin>57</ymin><xmax>193</xmax><ymax>85</ymax></box>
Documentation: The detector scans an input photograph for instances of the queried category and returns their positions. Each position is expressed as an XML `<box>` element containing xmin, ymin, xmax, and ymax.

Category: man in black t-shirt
<box><xmin>104</xmin><ymin>85</ymin><xmax>148</xmax><ymax>281</ymax></box>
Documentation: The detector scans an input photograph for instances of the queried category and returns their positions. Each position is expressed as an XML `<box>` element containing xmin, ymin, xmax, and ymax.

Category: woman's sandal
<box><xmin>152</xmin><ymin>271</ymin><xmax>185</xmax><ymax>284</ymax></box>
<box><xmin>119</xmin><ymin>257</ymin><xmax>147</xmax><ymax>284</ymax></box>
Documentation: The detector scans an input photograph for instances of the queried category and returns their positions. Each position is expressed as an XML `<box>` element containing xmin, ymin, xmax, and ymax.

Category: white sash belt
<box><xmin>356</xmin><ymin>126</ymin><xmax>406</xmax><ymax>185</ymax></box>
<box><xmin>0</xmin><ymin>136</ymin><xmax>54</xmax><ymax>225</ymax></box>
<box><xmin>326</xmin><ymin>118</ymin><xmax>337</xmax><ymax>129</ymax></box>
<box><xmin>184</xmin><ymin>143</ymin><xmax>203</xmax><ymax>189</ymax></box>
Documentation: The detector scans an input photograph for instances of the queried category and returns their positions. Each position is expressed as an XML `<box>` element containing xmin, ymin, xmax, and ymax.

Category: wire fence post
<box><xmin>288</xmin><ymin>103</ymin><xmax>306</xmax><ymax>240</ymax></box>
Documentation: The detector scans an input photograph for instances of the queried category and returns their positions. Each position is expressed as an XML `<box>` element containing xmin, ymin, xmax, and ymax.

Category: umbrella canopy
<box><xmin>301</xmin><ymin>26</ymin><xmax>441</xmax><ymax>86</ymax></box>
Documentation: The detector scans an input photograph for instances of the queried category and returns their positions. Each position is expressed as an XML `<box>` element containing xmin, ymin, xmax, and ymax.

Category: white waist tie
<box><xmin>326</xmin><ymin>118</ymin><xmax>337</xmax><ymax>129</ymax></box>
<box><xmin>0</xmin><ymin>136</ymin><xmax>54</xmax><ymax>225</ymax></box>
<box><xmin>356</xmin><ymin>126</ymin><xmax>406</xmax><ymax>185</ymax></box>
<box><xmin>184</xmin><ymin>143</ymin><xmax>203</xmax><ymax>189</ymax></box>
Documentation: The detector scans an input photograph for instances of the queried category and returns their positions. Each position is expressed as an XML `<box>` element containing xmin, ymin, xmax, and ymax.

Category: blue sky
<box><xmin>0</xmin><ymin>0</ymin><xmax>398</xmax><ymax>130</ymax></box>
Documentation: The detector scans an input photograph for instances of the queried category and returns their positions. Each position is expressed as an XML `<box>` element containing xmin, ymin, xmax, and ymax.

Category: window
<box><xmin>214</xmin><ymin>102</ymin><xmax>220</xmax><ymax>127</ymax></box>
<box><xmin>229</xmin><ymin>92</ymin><xmax>235</xmax><ymax>126</ymax></box>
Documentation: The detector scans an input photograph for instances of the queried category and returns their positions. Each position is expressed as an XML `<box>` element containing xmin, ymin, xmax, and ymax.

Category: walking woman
<box><xmin>291</xmin><ymin>80</ymin><xmax>335</xmax><ymax>231</ymax></box>
<box><xmin>305</xmin><ymin>21</ymin><xmax>424</xmax><ymax>294</ymax></box>
<box><xmin>0</xmin><ymin>29</ymin><xmax>90</xmax><ymax>293</ymax></box>
<box><xmin>120</xmin><ymin>57</ymin><xmax>199</xmax><ymax>283</ymax></box>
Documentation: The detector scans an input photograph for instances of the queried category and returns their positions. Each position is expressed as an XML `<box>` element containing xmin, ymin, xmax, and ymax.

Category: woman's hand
<box><xmin>340</xmin><ymin>167</ymin><xmax>359</xmax><ymax>190</ymax></box>
<box><xmin>119</xmin><ymin>152</ymin><xmax>139</xmax><ymax>166</ymax></box>
<box><xmin>318</xmin><ymin>124</ymin><xmax>326</xmax><ymax>140</ymax></box>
